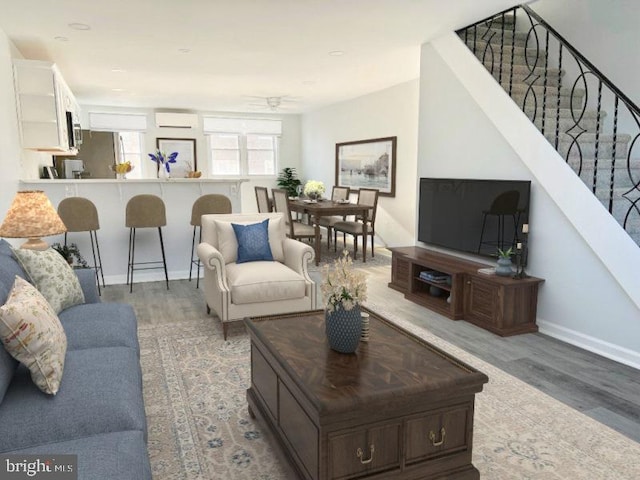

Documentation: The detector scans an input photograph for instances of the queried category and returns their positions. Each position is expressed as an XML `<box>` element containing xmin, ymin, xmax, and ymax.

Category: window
<box><xmin>247</xmin><ymin>134</ymin><xmax>277</xmax><ymax>175</ymax></box>
<box><xmin>210</xmin><ymin>133</ymin><xmax>240</xmax><ymax>175</ymax></box>
<box><xmin>115</xmin><ymin>131</ymin><xmax>144</xmax><ymax>179</ymax></box>
<box><xmin>204</xmin><ymin>117</ymin><xmax>281</xmax><ymax>177</ymax></box>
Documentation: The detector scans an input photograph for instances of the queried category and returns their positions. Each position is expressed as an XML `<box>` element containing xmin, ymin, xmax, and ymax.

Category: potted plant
<box><xmin>496</xmin><ymin>247</ymin><xmax>514</xmax><ymax>277</ymax></box>
<box><xmin>277</xmin><ymin>167</ymin><xmax>302</xmax><ymax>197</ymax></box>
<box><xmin>52</xmin><ymin>243</ymin><xmax>89</xmax><ymax>268</ymax></box>
<box><xmin>320</xmin><ymin>250</ymin><xmax>368</xmax><ymax>353</ymax></box>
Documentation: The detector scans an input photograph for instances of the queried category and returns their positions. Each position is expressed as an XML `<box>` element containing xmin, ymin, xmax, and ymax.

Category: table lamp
<box><xmin>0</xmin><ymin>190</ymin><xmax>67</xmax><ymax>250</ymax></box>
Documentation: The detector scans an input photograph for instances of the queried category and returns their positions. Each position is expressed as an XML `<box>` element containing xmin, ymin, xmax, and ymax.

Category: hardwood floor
<box><xmin>103</xmin><ymin>254</ymin><xmax>640</xmax><ymax>444</ymax></box>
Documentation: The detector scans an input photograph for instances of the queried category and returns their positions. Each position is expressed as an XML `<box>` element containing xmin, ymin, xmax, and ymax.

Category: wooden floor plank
<box><xmin>103</xmin><ymin>254</ymin><xmax>640</xmax><ymax>444</ymax></box>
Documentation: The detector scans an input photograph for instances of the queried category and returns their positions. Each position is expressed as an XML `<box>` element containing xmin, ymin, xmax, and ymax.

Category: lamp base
<box><xmin>20</xmin><ymin>238</ymin><xmax>49</xmax><ymax>250</ymax></box>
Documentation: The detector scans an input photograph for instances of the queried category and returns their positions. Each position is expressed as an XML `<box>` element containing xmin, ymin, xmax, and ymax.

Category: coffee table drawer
<box><xmin>251</xmin><ymin>345</ymin><xmax>278</xmax><ymax>420</ymax></box>
<box><xmin>404</xmin><ymin>404</ymin><xmax>471</xmax><ymax>465</ymax></box>
<box><xmin>328</xmin><ymin>421</ymin><xmax>401</xmax><ymax>480</ymax></box>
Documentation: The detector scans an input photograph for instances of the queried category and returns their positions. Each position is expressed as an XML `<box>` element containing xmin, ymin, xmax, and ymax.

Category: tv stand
<box><xmin>389</xmin><ymin>246</ymin><xmax>544</xmax><ymax>336</ymax></box>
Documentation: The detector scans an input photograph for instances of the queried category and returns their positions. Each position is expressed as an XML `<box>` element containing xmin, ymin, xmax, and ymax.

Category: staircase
<box><xmin>458</xmin><ymin>6</ymin><xmax>640</xmax><ymax>246</ymax></box>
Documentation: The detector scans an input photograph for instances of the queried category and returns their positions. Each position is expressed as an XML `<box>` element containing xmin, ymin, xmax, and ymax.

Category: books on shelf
<box><xmin>477</xmin><ymin>267</ymin><xmax>496</xmax><ymax>275</ymax></box>
<box><xmin>419</xmin><ymin>270</ymin><xmax>451</xmax><ymax>284</ymax></box>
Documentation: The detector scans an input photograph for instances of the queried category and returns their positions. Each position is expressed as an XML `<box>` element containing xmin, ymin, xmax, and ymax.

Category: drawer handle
<box><xmin>356</xmin><ymin>445</ymin><xmax>375</xmax><ymax>464</ymax></box>
<box><xmin>429</xmin><ymin>427</ymin><xmax>446</xmax><ymax>447</ymax></box>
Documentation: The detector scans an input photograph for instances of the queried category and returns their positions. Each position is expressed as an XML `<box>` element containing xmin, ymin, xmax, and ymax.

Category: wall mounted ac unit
<box><xmin>155</xmin><ymin>112</ymin><xmax>198</xmax><ymax>129</ymax></box>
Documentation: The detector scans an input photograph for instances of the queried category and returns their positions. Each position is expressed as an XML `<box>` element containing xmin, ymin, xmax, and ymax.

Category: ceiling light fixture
<box><xmin>54</xmin><ymin>36</ymin><xmax>69</xmax><ymax>42</ymax></box>
<box><xmin>111</xmin><ymin>88</ymin><xmax>124</xmax><ymax>92</ymax></box>
<box><xmin>328</xmin><ymin>50</ymin><xmax>344</xmax><ymax>56</ymax></box>
<box><xmin>68</xmin><ymin>23</ymin><xmax>91</xmax><ymax>31</ymax></box>
<box><xmin>178</xmin><ymin>48</ymin><xmax>191</xmax><ymax>54</ymax></box>
<box><xmin>111</xmin><ymin>68</ymin><xmax>126</xmax><ymax>73</ymax></box>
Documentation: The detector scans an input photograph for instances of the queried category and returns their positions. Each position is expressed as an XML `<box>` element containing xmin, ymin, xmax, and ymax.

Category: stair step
<box><xmin>567</xmin><ymin>157</ymin><xmax>640</xmax><ymax>170</ymax></box>
<box><xmin>485</xmin><ymin>65</ymin><xmax>564</xmax><ymax>86</ymax></box>
<box><xmin>576</xmin><ymin>165</ymin><xmax>640</xmax><ymax>189</ymax></box>
<box><xmin>550</xmin><ymin>133</ymin><xmax>632</xmax><ymax>160</ymax></box>
<box><xmin>472</xmin><ymin>26</ymin><xmax>529</xmax><ymax>45</ymax></box>
<box><xmin>511</xmin><ymin>91</ymin><xmax>584</xmax><ymax>110</ymax></box>
<box><xmin>529</xmin><ymin>114</ymin><xmax>600</xmax><ymax>133</ymax></box>
<box><xmin>482</xmin><ymin>60</ymin><xmax>563</xmax><ymax>78</ymax></box>
<box><xmin>463</xmin><ymin>38</ymin><xmax>540</xmax><ymax>62</ymax></box>
<box><xmin>523</xmin><ymin>107</ymin><xmax>603</xmax><ymax>120</ymax></box>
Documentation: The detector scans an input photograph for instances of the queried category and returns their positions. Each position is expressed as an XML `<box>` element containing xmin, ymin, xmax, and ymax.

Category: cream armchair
<box><xmin>197</xmin><ymin>212</ymin><xmax>317</xmax><ymax>339</ymax></box>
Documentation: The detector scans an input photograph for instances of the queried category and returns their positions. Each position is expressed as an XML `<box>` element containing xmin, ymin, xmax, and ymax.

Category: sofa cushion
<box><xmin>12</xmin><ymin>248</ymin><xmax>84</xmax><ymax>314</ymax></box>
<box><xmin>0</xmin><ymin>239</ymin><xmax>28</xmax><ymax>306</ymax></box>
<box><xmin>0</xmin><ymin>346</ymin><xmax>146</xmax><ymax>452</ymax></box>
<box><xmin>7</xmin><ymin>430</ymin><xmax>151</xmax><ymax>480</ymax></box>
<box><xmin>226</xmin><ymin>261</ymin><xmax>306</xmax><ymax>305</ymax></box>
<box><xmin>0</xmin><ymin>345</ymin><xmax>16</xmax><ymax>405</ymax></box>
<box><xmin>0</xmin><ymin>241</ymin><xmax>23</xmax><ymax>404</ymax></box>
<box><xmin>216</xmin><ymin>217</ymin><xmax>285</xmax><ymax>263</ymax></box>
<box><xmin>59</xmin><ymin>303</ymin><xmax>139</xmax><ymax>352</ymax></box>
<box><xmin>232</xmin><ymin>219</ymin><xmax>273</xmax><ymax>263</ymax></box>
<box><xmin>0</xmin><ymin>276</ymin><xmax>67</xmax><ymax>395</ymax></box>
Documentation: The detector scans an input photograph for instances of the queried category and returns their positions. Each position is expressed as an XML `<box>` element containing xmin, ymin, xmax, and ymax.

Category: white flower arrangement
<box><xmin>303</xmin><ymin>180</ymin><xmax>326</xmax><ymax>198</ymax></box>
<box><xmin>320</xmin><ymin>250</ymin><xmax>368</xmax><ymax>313</ymax></box>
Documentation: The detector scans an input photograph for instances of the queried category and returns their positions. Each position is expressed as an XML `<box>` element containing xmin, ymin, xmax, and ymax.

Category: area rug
<box><xmin>138</xmin><ymin>311</ymin><xmax>640</xmax><ymax>480</ymax></box>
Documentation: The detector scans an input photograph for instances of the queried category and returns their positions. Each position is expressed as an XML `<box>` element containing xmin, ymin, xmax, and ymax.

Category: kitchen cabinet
<box><xmin>13</xmin><ymin>59</ymin><xmax>80</xmax><ymax>154</ymax></box>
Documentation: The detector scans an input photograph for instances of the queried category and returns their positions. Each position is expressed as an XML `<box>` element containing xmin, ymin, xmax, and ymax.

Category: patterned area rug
<box><xmin>138</xmin><ymin>308</ymin><xmax>640</xmax><ymax>480</ymax></box>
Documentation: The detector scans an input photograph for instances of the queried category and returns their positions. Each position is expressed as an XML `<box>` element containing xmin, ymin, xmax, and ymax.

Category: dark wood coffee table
<box><xmin>245</xmin><ymin>308</ymin><xmax>488</xmax><ymax>480</ymax></box>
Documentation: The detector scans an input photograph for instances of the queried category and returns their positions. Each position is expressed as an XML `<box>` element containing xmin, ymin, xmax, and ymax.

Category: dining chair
<box><xmin>254</xmin><ymin>186</ymin><xmax>271</xmax><ymax>213</ymax></box>
<box><xmin>271</xmin><ymin>188</ymin><xmax>316</xmax><ymax>242</ymax></box>
<box><xmin>333</xmin><ymin>188</ymin><xmax>379</xmax><ymax>259</ymax></box>
<box><xmin>318</xmin><ymin>186</ymin><xmax>350</xmax><ymax>248</ymax></box>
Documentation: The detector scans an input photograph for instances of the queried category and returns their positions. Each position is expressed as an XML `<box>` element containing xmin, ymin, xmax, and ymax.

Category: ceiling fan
<box><xmin>245</xmin><ymin>95</ymin><xmax>300</xmax><ymax>111</ymax></box>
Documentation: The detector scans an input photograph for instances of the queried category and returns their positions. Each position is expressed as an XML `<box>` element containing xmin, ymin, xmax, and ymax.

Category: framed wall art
<box><xmin>156</xmin><ymin>138</ymin><xmax>197</xmax><ymax>178</ymax></box>
<box><xmin>335</xmin><ymin>136</ymin><xmax>397</xmax><ymax>197</ymax></box>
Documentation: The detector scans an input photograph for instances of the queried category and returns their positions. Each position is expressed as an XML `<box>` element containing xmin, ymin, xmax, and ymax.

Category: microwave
<box><xmin>65</xmin><ymin>111</ymin><xmax>83</xmax><ymax>149</ymax></box>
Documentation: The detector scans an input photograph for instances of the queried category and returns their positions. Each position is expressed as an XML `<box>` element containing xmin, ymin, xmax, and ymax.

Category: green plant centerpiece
<box><xmin>277</xmin><ymin>167</ymin><xmax>302</xmax><ymax>197</ymax></box>
<box><xmin>320</xmin><ymin>250</ymin><xmax>368</xmax><ymax>353</ymax></box>
<box><xmin>52</xmin><ymin>243</ymin><xmax>89</xmax><ymax>268</ymax></box>
<box><xmin>496</xmin><ymin>247</ymin><xmax>514</xmax><ymax>277</ymax></box>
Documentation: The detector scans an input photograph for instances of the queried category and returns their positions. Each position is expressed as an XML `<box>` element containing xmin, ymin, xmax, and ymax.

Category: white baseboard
<box><xmin>538</xmin><ymin>319</ymin><xmax>640</xmax><ymax>370</ymax></box>
<box><xmin>102</xmin><ymin>269</ymin><xmax>195</xmax><ymax>286</ymax></box>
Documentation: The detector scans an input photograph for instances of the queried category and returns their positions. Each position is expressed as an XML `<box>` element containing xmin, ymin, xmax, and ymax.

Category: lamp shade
<box><xmin>0</xmin><ymin>190</ymin><xmax>67</xmax><ymax>250</ymax></box>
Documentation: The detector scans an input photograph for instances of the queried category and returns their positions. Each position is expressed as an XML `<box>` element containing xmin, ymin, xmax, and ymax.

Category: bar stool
<box><xmin>126</xmin><ymin>194</ymin><xmax>169</xmax><ymax>293</ymax></box>
<box><xmin>189</xmin><ymin>194</ymin><xmax>232</xmax><ymax>287</ymax></box>
<box><xmin>57</xmin><ymin>197</ymin><xmax>105</xmax><ymax>295</ymax></box>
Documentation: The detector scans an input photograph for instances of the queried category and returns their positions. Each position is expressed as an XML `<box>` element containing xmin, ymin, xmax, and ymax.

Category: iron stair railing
<box><xmin>457</xmin><ymin>5</ymin><xmax>640</xmax><ymax>242</ymax></box>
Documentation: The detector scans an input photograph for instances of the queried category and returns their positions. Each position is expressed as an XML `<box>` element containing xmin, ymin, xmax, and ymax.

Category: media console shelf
<box><xmin>389</xmin><ymin>246</ymin><xmax>544</xmax><ymax>336</ymax></box>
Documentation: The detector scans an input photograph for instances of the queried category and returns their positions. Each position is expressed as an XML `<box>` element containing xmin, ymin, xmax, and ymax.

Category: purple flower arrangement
<box><xmin>149</xmin><ymin>150</ymin><xmax>178</xmax><ymax>173</ymax></box>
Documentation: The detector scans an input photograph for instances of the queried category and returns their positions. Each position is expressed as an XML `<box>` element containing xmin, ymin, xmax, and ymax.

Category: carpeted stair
<box><xmin>459</xmin><ymin>15</ymin><xmax>640</xmax><ymax>245</ymax></box>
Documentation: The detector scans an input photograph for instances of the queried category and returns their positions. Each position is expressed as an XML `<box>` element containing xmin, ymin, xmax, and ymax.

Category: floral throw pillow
<box><xmin>12</xmin><ymin>247</ymin><xmax>84</xmax><ymax>314</ymax></box>
<box><xmin>0</xmin><ymin>276</ymin><xmax>67</xmax><ymax>395</ymax></box>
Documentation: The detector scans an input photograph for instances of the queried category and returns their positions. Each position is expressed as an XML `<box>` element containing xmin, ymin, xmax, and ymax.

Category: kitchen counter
<box><xmin>19</xmin><ymin>178</ymin><xmax>249</xmax><ymax>284</ymax></box>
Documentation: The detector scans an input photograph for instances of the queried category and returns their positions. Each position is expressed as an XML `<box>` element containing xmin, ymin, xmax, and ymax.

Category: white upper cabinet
<box><xmin>13</xmin><ymin>59</ymin><xmax>80</xmax><ymax>154</ymax></box>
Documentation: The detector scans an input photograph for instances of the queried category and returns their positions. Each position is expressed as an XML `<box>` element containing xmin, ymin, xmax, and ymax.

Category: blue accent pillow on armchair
<box><xmin>232</xmin><ymin>219</ymin><xmax>274</xmax><ymax>263</ymax></box>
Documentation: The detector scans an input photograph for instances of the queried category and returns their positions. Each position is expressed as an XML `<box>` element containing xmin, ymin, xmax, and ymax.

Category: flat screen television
<box><xmin>418</xmin><ymin>178</ymin><xmax>531</xmax><ymax>260</ymax></box>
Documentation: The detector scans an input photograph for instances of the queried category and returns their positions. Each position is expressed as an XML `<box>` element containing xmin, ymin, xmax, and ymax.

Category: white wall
<box><xmin>419</xmin><ymin>33</ymin><xmax>640</xmax><ymax>368</ymax></box>
<box><xmin>301</xmin><ymin>80</ymin><xmax>420</xmax><ymax>247</ymax></box>
<box><xmin>531</xmin><ymin>0</ymin><xmax>640</xmax><ymax>106</ymax></box>
<box><xmin>0</xmin><ymin>30</ymin><xmax>22</xmax><ymax>226</ymax></box>
<box><xmin>79</xmin><ymin>105</ymin><xmax>302</xmax><ymax>212</ymax></box>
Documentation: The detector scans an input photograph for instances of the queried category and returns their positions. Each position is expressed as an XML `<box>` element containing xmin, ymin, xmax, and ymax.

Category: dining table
<box><xmin>288</xmin><ymin>198</ymin><xmax>369</xmax><ymax>266</ymax></box>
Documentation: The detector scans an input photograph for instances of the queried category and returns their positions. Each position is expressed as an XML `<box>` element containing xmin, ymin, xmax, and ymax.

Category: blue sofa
<box><xmin>0</xmin><ymin>239</ymin><xmax>151</xmax><ymax>479</ymax></box>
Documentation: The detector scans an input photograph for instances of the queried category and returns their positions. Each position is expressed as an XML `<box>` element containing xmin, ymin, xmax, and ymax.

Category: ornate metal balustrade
<box><xmin>457</xmin><ymin>5</ymin><xmax>640</xmax><ymax>241</ymax></box>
